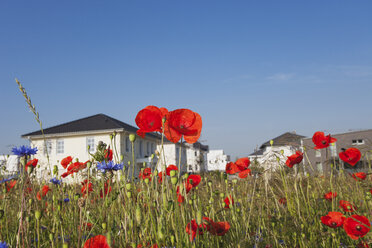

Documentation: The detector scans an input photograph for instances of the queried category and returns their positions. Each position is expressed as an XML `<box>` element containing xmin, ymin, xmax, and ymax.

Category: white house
<box><xmin>206</xmin><ymin>150</ymin><xmax>230</xmax><ymax>171</ymax></box>
<box><xmin>0</xmin><ymin>155</ymin><xmax>19</xmax><ymax>175</ymax></box>
<box><xmin>248</xmin><ymin>132</ymin><xmax>305</xmax><ymax>172</ymax></box>
<box><xmin>21</xmin><ymin>114</ymin><xmax>209</xmax><ymax>181</ymax></box>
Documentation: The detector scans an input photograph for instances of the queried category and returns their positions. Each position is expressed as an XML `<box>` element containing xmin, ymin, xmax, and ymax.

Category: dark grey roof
<box><xmin>249</xmin><ymin>149</ymin><xmax>264</xmax><ymax>156</ymax></box>
<box><xmin>259</xmin><ymin>132</ymin><xmax>305</xmax><ymax>149</ymax></box>
<box><xmin>191</xmin><ymin>142</ymin><xmax>209</xmax><ymax>152</ymax></box>
<box><xmin>21</xmin><ymin>114</ymin><xmax>161</xmax><ymax>139</ymax></box>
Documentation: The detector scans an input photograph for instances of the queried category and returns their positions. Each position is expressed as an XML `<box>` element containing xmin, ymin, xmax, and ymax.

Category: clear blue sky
<box><xmin>1</xmin><ymin>1</ymin><xmax>371</xmax><ymax>159</ymax></box>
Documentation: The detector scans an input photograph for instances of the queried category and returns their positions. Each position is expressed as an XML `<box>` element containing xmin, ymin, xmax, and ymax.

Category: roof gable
<box><xmin>259</xmin><ymin>132</ymin><xmax>305</xmax><ymax>149</ymax></box>
<box><xmin>21</xmin><ymin>114</ymin><xmax>160</xmax><ymax>139</ymax></box>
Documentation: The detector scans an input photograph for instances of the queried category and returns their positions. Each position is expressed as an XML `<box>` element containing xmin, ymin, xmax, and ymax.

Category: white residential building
<box><xmin>248</xmin><ymin>132</ymin><xmax>305</xmax><ymax>171</ymax></box>
<box><xmin>206</xmin><ymin>150</ymin><xmax>230</xmax><ymax>171</ymax></box>
<box><xmin>21</xmin><ymin>114</ymin><xmax>208</xmax><ymax>181</ymax></box>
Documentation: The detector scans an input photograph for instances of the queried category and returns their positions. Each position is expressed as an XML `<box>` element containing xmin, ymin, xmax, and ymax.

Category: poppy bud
<box><xmin>57</xmin><ymin>205</ymin><xmax>61</xmax><ymax>211</ymax></box>
<box><xmin>35</xmin><ymin>210</ymin><xmax>41</xmax><ymax>220</ymax></box>
<box><xmin>62</xmin><ymin>243</ymin><xmax>68</xmax><ymax>248</ymax></box>
<box><xmin>27</xmin><ymin>165</ymin><xmax>33</xmax><ymax>175</ymax></box>
<box><xmin>126</xmin><ymin>183</ymin><xmax>132</xmax><ymax>190</ymax></box>
<box><xmin>197</xmin><ymin>210</ymin><xmax>202</xmax><ymax>224</ymax></box>
<box><xmin>154</xmin><ymin>169</ymin><xmax>158</xmax><ymax>175</ymax></box>
<box><xmin>110</xmin><ymin>134</ymin><xmax>113</xmax><ymax>140</ymax></box>
<box><xmin>126</xmin><ymin>192</ymin><xmax>132</xmax><ymax>198</ymax></box>
<box><xmin>129</xmin><ymin>134</ymin><xmax>136</xmax><ymax>142</ymax></box>
<box><xmin>151</xmin><ymin>154</ymin><xmax>155</xmax><ymax>159</ymax></box>
<box><xmin>144</xmin><ymin>178</ymin><xmax>150</xmax><ymax>184</ymax></box>
<box><xmin>102</xmin><ymin>222</ymin><xmax>107</xmax><ymax>230</ymax></box>
<box><xmin>171</xmin><ymin>235</ymin><xmax>175</xmax><ymax>245</ymax></box>
<box><xmin>158</xmin><ymin>228</ymin><xmax>165</xmax><ymax>240</ymax></box>
<box><xmin>270</xmin><ymin>140</ymin><xmax>274</xmax><ymax>146</ymax></box>
<box><xmin>53</xmin><ymin>165</ymin><xmax>58</xmax><ymax>175</ymax></box>
<box><xmin>183</xmin><ymin>173</ymin><xmax>189</xmax><ymax>179</ymax></box>
<box><xmin>171</xmin><ymin>177</ymin><xmax>178</xmax><ymax>185</ymax></box>
<box><xmin>29</xmin><ymin>199</ymin><xmax>33</xmax><ymax>205</ymax></box>
<box><xmin>135</xmin><ymin>206</ymin><xmax>141</xmax><ymax>224</ymax></box>
<box><xmin>49</xmin><ymin>233</ymin><xmax>53</xmax><ymax>241</ymax></box>
<box><xmin>188</xmin><ymin>200</ymin><xmax>193</xmax><ymax>205</ymax></box>
<box><xmin>87</xmin><ymin>161</ymin><xmax>92</xmax><ymax>169</ymax></box>
<box><xmin>219</xmin><ymin>192</ymin><xmax>225</xmax><ymax>198</ymax></box>
<box><xmin>208</xmin><ymin>181</ymin><xmax>212</xmax><ymax>187</ymax></box>
<box><xmin>170</xmin><ymin>170</ymin><xmax>176</xmax><ymax>177</ymax></box>
<box><xmin>192</xmin><ymin>194</ymin><xmax>197</xmax><ymax>200</ymax></box>
<box><xmin>280</xmin><ymin>150</ymin><xmax>284</xmax><ymax>154</ymax></box>
<box><xmin>128</xmin><ymin>160</ymin><xmax>131</xmax><ymax>165</ymax></box>
<box><xmin>209</xmin><ymin>198</ymin><xmax>214</xmax><ymax>204</ymax></box>
<box><xmin>120</xmin><ymin>155</ymin><xmax>124</xmax><ymax>161</ymax></box>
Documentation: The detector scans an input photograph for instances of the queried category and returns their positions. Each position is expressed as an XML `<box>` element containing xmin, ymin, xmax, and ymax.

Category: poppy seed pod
<box><xmin>35</xmin><ymin>210</ymin><xmax>41</xmax><ymax>220</ymax></box>
<box><xmin>270</xmin><ymin>140</ymin><xmax>274</xmax><ymax>146</ymax></box>
<box><xmin>208</xmin><ymin>181</ymin><xmax>212</xmax><ymax>187</ymax></box>
<box><xmin>144</xmin><ymin>178</ymin><xmax>150</xmax><ymax>184</ymax></box>
<box><xmin>102</xmin><ymin>222</ymin><xmax>107</xmax><ymax>230</ymax></box>
<box><xmin>53</xmin><ymin>165</ymin><xmax>58</xmax><ymax>175</ymax></box>
<box><xmin>126</xmin><ymin>183</ymin><xmax>132</xmax><ymax>190</ymax></box>
<box><xmin>135</xmin><ymin>206</ymin><xmax>142</xmax><ymax>224</ymax></box>
<box><xmin>171</xmin><ymin>177</ymin><xmax>178</xmax><ymax>185</ymax></box>
<box><xmin>86</xmin><ymin>161</ymin><xmax>92</xmax><ymax>169</ymax></box>
<box><xmin>170</xmin><ymin>170</ymin><xmax>176</xmax><ymax>177</ymax></box>
<box><xmin>129</xmin><ymin>134</ymin><xmax>136</xmax><ymax>142</ymax></box>
<box><xmin>126</xmin><ymin>192</ymin><xmax>132</xmax><ymax>198</ymax></box>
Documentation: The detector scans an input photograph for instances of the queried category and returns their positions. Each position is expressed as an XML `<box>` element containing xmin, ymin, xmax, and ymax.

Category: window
<box><xmin>329</xmin><ymin>143</ymin><xmax>337</xmax><ymax>157</ymax></box>
<box><xmin>56</xmin><ymin>139</ymin><xmax>64</xmax><ymax>154</ymax></box>
<box><xmin>315</xmin><ymin>150</ymin><xmax>321</xmax><ymax>158</ymax></box>
<box><xmin>188</xmin><ymin>165</ymin><xmax>192</xmax><ymax>171</ymax></box>
<box><xmin>176</xmin><ymin>147</ymin><xmax>180</xmax><ymax>156</ymax></box>
<box><xmin>146</xmin><ymin>142</ymin><xmax>150</xmax><ymax>155</ymax></box>
<box><xmin>126</xmin><ymin>137</ymin><xmax>130</xmax><ymax>152</ymax></box>
<box><xmin>87</xmin><ymin>137</ymin><xmax>95</xmax><ymax>153</ymax></box>
<box><xmin>44</xmin><ymin>140</ymin><xmax>52</xmax><ymax>155</ymax></box>
<box><xmin>316</xmin><ymin>162</ymin><xmax>323</xmax><ymax>174</ymax></box>
<box><xmin>139</xmin><ymin>140</ymin><xmax>143</xmax><ymax>157</ymax></box>
<box><xmin>151</xmin><ymin>143</ymin><xmax>155</xmax><ymax>154</ymax></box>
<box><xmin>352</xmin><ymin>139</ymin><xmax>365</xmax><ymax>145</ymax></box>
<box><xmin>194</xmin><ymin>151</ymin><xmax>198</xmax><ymax>156</ymax></box>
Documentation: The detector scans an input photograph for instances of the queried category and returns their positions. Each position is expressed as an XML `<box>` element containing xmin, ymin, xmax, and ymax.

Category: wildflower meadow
<box><xmin>0</xmin><ymin>80</ymin><xmax>371</xmax><ymax>248</ymax></box>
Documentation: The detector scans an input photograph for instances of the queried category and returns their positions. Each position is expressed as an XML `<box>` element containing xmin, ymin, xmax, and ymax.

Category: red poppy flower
<box><xmin>339</xmin><ymin>148</ymin><xmax>362</xmax><ymax>166</ymax></box>
<box><xmin>61</xmin><ymin>156</ymin><xmax>73</xmax><ymax>169</ymax></box>
<box><xmin>224</xmin><ymin>195</ymin><xmax>234</xmax><ymax>209</ymax></box>
<box><xmin>324</xmin><ymin>192</ymin><xmax>337</xmax><ymax>201</ymax></box>
<box><xmin>79</xmin><ymin>222</ymin><xmax>93</xmax><ymax>231</ymax></box>
<box><xmin>6</xmin><ymin>180</ymin><xmax>17</xmax><ymax>192</ymax></box>
<box><xmin>83</xmin><ymin>234</ymin><xmax>110</xmax><ymax>248</ymax></box>
<box><xmin>37</xmin><ymin>185</ymin><xmax>50</xmax><ymax>200</ymax></box>
<box><xmin>185</xmin><ymin>219</ymin><xmax>206</xmax><ymax>241</ymax></box>
<box><xmin>321</xmin><ymin>212</ymin><xmax>345</xmax><ymax>228</ymax></box>
<box><xmin>339</xmin><ymin>200</ymin><xmax>356</xmax><ymax>212</ymax></box>
<box><xmin>203</xmin><ymin>218</ymin><xmax>231</xmax><ymax>236</ymax></box>
<box><xmin>100</xmin><ymin>182</ymin><xmax>112</xmax><ymax>198</ymax></box>
<box><xmin>61</xmin><ymin>171</ymin><xmax>73</xmax><ymax>178</ymax></box>
<box><xmin>25</xmin><ymin>158</ymin><xmax>38</xmax><ymax>171</ymax></box>
<box><xmin>352</xmin><ymin>172</ymin><xmax>367</xmax><ymax>181</ymax></box>
<box><xmin>81</xmin><ymin>180</ymin><xmax>93</xmax><ymax>197</ymax></box>
<box><xmin>135</xmin><ymin>106</ymin><xmax>168</xmax><ymax>138</ymax></box>
<box><xmin>164</xmin><ymin>109</ymin><xmax>202</xmax><ymax>144</ymax></box>
<box><xmin>104</xmin><ymin>149</ymin><xmax>113</xmax><ymax>161</ymax></box>
<box><xmin>139</xmin><ymin>168</ymin><xmax>152</xmax><ymax>181</ymax></box>
<box><xmin>225</xmin><ymin>162</ymin><xmax>240</xmax><ymax>174</ymax></box>
<box><xmin>235</xmin><ymin>157</ymin><xmax>250</xmax><ymax>170</ymax></box>
<box><xmin>278</xmin><ymin>197</ymin><xmax>287</xmax><ymax>205</ymax></box>
<box><xmin>166</xmin><ymin>164</ymin><xmax>178</xmax><ymax>176</ymax></box>
<box><xmin>185</xmin><ymin>174</ymin><xmax>201</xmax><ymax>193</ymax></box>
<box><xmin>285</xmin><ymin>151</ymin><xmax>303</xmax><ymax>168</ymax></box>
<box><xmin>343</xmin><ymin>215</ymin><xmax>370</xmax><ymax>240</ymax></box>
<box><xmin>177</xmin><ymin>192</ymin><xmax>185</xmax><ymax>203</ymax></box>
<box><xmin>312</xmin><ymin>131</ymin><xmax>337</xmax><ymax>149</ymax></box>
<box><xmin>225</xmin><ymin>157</ymin><xmax>251</xmax><ymax>177</ymax></box>
<box><xmin>238</xmin><ymin>169</ymin><xmax>251</xmax><ymax>178</ymax></box>
<box><xmin>158</xmin><ymin>171</ymin><xmax>164</xmax><ymax>183</ymax></box>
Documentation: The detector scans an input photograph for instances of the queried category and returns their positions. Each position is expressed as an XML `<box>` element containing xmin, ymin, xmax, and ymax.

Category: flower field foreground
<box><xmin>2</xmin><ymin>91</ymin><xmax>372</xmax><ymax>247</ymax></box>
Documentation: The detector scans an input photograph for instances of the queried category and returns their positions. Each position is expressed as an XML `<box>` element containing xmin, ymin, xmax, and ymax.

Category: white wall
<box><xmin>207</xmin><ymin>150</ymin><xmax>229</xmax><ymax>171</ymax></box>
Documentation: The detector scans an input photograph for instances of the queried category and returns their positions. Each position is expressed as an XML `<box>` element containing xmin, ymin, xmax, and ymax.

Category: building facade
<box><xmin>21</xmin><ymin>114</ymin><xmax>208</xmax><ymax>181</ymax></box>
<box><xmin>302</xmin><ymin>129</ymin><xmax>372</xmax><ymax>176</ymax></box>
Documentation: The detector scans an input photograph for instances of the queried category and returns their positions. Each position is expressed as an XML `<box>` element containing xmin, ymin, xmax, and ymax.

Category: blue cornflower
<box><xmin>0</xmin><ymin>175</ymin><xmax>16</xmax><ymax>184</ymax></box>
<box><xmin>64</xmin><ymin>198</ymin><xmax>70</xmax><ymax>203</ymax></box>
<box><xmin>50</xmin><ymin>177</ymin><xmax>61</xmax><ymax>185</ymax></box>
<box><xmin>12</xmin><ymin>145</ymin><xmax>38</xmax><ymax>157</ymax></box>
<box><xmin>0</xmin><ymin>241</ymin><xmax>9</xmax><ymax>248</ymax></box>
<box><xmin>96</xmin><ymin>160</ymin><xmax>123</xmax><ymax>173</ymax></box>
